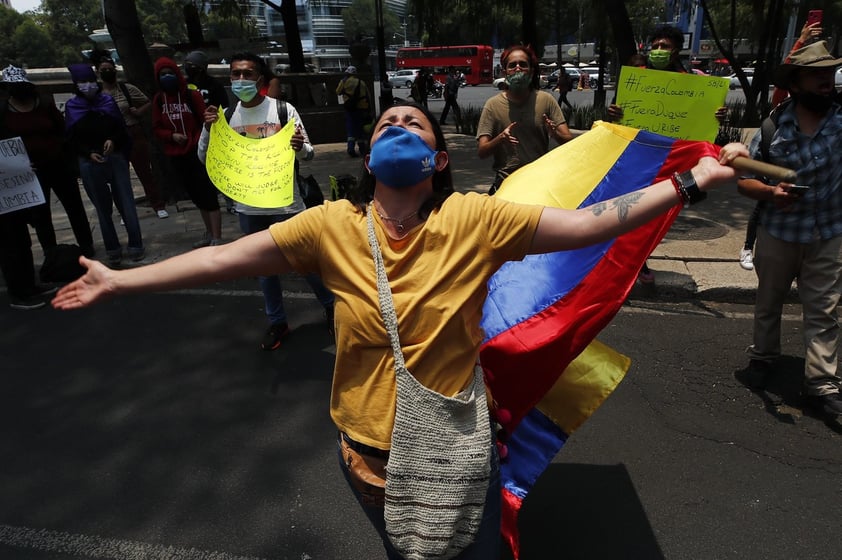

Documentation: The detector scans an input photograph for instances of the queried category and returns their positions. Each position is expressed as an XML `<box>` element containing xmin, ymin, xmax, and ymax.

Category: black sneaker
<box><xmin>260</xmin><ymin>322</ymin><xmax>290</xmax><ymax>351</ymax></box>
<box><xmin>744</xmin><ymin>359</ymin><xmax>773</xmax><ymax>390</ymax></box>
<box><xmin>325</xmin><ymin>305</ymin><xmax>335</xmax><ymax>336</ymax></box>
<box><xmin>803</xmin><ymin>392</ymin><xmax>842</xmax><ymax>417</ymax></box>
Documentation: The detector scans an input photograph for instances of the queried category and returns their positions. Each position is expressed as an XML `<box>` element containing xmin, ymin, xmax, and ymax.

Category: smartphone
<box><xmin>788</xmin><ymin>185</ymin><xmax>810</xmax><ymax>194</ymax></box>
<box><xmin>806</xmin><ymin>9</ymin><xmax>823</xmax><ymax>27</ymax></box>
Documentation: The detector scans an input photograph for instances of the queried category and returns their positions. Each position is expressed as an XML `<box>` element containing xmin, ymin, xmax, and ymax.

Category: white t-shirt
<box><xmin>197</xmin><ymin>95</ymin><xmax>314</xmax><ymax>215</ymax></box>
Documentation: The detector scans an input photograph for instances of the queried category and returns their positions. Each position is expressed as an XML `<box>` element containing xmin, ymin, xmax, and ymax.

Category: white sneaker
<box><xmin>156</xmin><ymin>209</ymin><xmax>169</xmax><ymax>219</ymax></box>
<box><xmin>739</xmin><ymin>248</ymin><xmax>754</xmax><ymax>271</ymax></box>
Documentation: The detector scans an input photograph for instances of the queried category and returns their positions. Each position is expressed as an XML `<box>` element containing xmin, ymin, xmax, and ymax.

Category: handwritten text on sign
<box><xmin>205</xmin><ymin>107</ymin><xmax>296</xmax><ymax>208</ymax></box>
<box><xmin>615</xmin><ymin>67</ymin><xmax>729</xmax><ymax>142</ymax></box>
<box><xmin>0</xmin><ymin>137</ymin><xmax>44</xmax><ymax>216</ymax></box>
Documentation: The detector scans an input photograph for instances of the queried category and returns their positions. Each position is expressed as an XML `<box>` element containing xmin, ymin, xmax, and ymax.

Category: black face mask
<box><xmin>99</xmin><ymin>69</ymin><xmax>117</xmax><ymax>83</ymax></box>
<box><xmin>795</xmin><ymin>91</ymin><xmax>835</xmax><ymax>114</ymax></box>
<box><xmin>8</xmin><ymin>82</ymin><xmax>36</xmax><ymax>101</ymax></box>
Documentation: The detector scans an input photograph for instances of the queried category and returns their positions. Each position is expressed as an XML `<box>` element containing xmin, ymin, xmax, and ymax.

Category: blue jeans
<box><xmin>78</xmin><ymin>153</ymin><xmax>143</xmax><ymax>256</ymax></box>
<box><xmin>239</xmin><ymin>212</ymin><xmax>334</xmax><ymax>325</ymax></box>
<box><xmin>337</xmin><ymin>437</ymin><xmax>502</xmax><ymax>559</ymax></box>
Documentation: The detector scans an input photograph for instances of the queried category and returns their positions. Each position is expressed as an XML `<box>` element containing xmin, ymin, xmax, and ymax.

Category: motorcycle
<box><xmin>428</xmin><ymin>79</ymin><xmax>444</xmax><ymax>99</ymax></box>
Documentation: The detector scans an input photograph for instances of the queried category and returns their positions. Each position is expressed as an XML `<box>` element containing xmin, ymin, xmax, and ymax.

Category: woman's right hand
<box><xmin>52</xmin><ymin>257</ymin><xmax>117</xmax><ymax>310</ymax></box>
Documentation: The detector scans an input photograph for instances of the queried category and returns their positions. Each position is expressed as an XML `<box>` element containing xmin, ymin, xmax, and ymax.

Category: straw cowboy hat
<box><xmin>773</xmin><ymin>41</ymin><xmax>842</xmax><ymax>89</ymax></box>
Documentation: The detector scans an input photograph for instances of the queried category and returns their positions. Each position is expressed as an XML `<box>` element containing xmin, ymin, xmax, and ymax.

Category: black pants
<box><xmin>28</xmin><ymin>165</ymin><xmax>93</xmax><ymax>252</ymax></box>
<box><xmin>0</xmin><ymin>209</ymin><xmax>37</xmax><ymax>298</ymax></box>
<box><xmin>558</xmin><ymin>92</ymin><xmax>573</xmax><ymax>111</ymax></box>
<box><xmin>440</xmin><ymin>95</ymin><xmax>461</xmax><ymax>125</ymax></box>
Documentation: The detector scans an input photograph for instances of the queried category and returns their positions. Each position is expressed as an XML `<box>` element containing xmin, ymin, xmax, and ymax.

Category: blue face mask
<box><xmin>368</xmin><ymin>126</ymin><xmax>438</xmax><ymax>189</ymax></box>
<box><xmin>231</xmin><ymin>79</ymin><xmax>259</xmax><ymax>102</ymax></box>
<box><xmin>159</xmin><ymin>73</ymin><xmax>179</xmax><ymax>92</ymax></box>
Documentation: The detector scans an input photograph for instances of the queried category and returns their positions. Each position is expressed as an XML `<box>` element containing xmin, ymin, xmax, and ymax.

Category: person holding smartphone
<box><xmin>736</xmin><ymin>41</ymin><xmax>842</xmax><ymax>418</ymax></box>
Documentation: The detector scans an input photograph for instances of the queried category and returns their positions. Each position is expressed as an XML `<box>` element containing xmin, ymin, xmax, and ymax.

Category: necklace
<box><xmin>375</xmin><ymin>206</ymin><xmax>419</xmax><ymax>234</ymax></box>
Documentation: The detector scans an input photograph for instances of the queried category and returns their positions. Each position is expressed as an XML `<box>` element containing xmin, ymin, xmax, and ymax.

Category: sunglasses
<box><xmin>506</xmin><ymin>61</ymin><xmax>530</xmax><ymax>70</ymax></box>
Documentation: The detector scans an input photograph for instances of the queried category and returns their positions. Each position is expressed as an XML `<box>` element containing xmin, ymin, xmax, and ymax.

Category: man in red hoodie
<box><xmin>151</xmin><ymin>57</ymin><xmax>222</xmax><ymax>247</ymax></box>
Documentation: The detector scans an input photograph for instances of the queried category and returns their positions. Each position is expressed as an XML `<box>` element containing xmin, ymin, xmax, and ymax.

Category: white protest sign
<box><xmin>0</xmin><ymin>137</ymin><xmax>44</xmax><ymax>215</ymax></box>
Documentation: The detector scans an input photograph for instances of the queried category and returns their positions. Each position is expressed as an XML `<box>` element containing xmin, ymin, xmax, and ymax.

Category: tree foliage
<box><xmin>342</xmin><ymin>0</ymin><xmax>399</xmax><ymax>41</ymax></box>
<box><xmin>135</xmin><ymin>0</ymin><xmax>190</xmax><ymax>44</ymax></box>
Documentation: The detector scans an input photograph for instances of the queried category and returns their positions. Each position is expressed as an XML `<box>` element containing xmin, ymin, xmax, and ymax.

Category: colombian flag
<box><xmin>479</xmin><ymin>121</ymin><xmax>719</xmax><ymax>558</ymax></box>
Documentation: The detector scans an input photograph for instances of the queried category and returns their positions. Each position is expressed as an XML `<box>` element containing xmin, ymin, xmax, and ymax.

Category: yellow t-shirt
<box><xmin>269</xmin><ymin>192</ymin><xmax>543</xmax><ymax>449</ymax></box>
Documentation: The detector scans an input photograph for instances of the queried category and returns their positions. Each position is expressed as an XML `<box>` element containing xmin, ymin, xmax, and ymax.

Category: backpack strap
<box><xmin>759</xmin><ymin>115</ymin><xmax>776</xmax><ymax>163</ymax></box>
<box><xmin>118</xmin><ymin>81</ymin><xmax>133</xmax><ymax>108</ymax></box>
<box><xmin>224</xmin><ymin>98</ymin><xmax>288</xmax><ymax>127</ymax></box>
<box><xmin>760</xmin><ymin>97</ymin><xmax>790</xmax><ymax>163</ymax></box>
<box><xmin>276</xmin><ymin>98</ymin><xmax>288</xmax><ymax>127</ymax></box>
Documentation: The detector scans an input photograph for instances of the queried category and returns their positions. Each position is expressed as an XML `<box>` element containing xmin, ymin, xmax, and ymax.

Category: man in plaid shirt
<box><xmin>737</xmin><ymin>41</ymin><xmax>842</xmax><ymax>417</ymax></box>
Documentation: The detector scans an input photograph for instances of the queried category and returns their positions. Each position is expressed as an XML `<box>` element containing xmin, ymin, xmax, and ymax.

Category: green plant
<box><xmin>459</xmin><ymin>104</ymin><xmax>481</xmax><ymax>136</ymax></box>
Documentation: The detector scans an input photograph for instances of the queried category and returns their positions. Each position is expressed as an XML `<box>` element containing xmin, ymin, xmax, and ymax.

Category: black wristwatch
<box><xmin>673</xmin><ymin>170</ymin><xmax>707</xmax><ymax>206</ymax></box>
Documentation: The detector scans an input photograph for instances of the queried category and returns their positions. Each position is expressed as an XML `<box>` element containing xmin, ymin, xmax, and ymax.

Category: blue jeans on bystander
<box><xmin>239</xmin><ymin>212</ymin><xmax>334</xmax><ymax>325</ymax></box>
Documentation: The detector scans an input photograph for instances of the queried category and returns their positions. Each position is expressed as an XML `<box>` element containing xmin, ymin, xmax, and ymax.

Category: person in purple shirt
<box><xmin>65</xmin><ymin>62</ymin><xmax>144</xmax><ymax>266</ymax></box>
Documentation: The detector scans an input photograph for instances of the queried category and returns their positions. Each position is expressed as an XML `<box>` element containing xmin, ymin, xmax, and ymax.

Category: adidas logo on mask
<box><xmin>421</xmin><ymin>156</ymin><xmax>433</xmax><ymax>174</ymax></box>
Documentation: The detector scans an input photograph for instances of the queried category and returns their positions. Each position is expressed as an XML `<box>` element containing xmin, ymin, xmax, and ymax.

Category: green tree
<box><xmin>343</xmin><ymin>0</ymin><xmax>399</xmax><ymax>42</ymax></box>
<box><xmin>204</xmin><ymin>0</ymin><xmax>257</xmax><ymax>40</ymax></box>
<box><xmin>11</xmin><ymin>19</ymin><xmax>56</xmax><ymax>68</ymax></box>
<box><xmin>135</xmin><ymin>0</ymin><xmax>189</xmax><ymax>44</ymax></box>
<box><xmin>0</xmin><ymin>6</ymin><xmax>27</xmax><ymax>67</ymax></box>
<box><xmin>41</xmin><ymin>0</ymin><xmax>102</xmax><ymax>64</ymax></box>
<box><xmin>626</xmin><ymin>0</ymin><xmax>665</xmax><ymax>50</ymax></box>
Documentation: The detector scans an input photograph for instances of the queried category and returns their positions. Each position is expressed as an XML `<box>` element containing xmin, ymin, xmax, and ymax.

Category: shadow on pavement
<box><xmin>503</xmin><ymin>463</ymin><xmax>664</xmax><ymax>560</ymax></box>
<box><xmin>734</xmin><ymin>355</ymin><xmax>842</xmax><ymax>434</ymax></box>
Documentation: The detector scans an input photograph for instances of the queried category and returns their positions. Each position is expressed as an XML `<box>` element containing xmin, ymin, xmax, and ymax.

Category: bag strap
<box><xmin>366</xmin><ymin>204</ymin><xmax>407</xmax><ymax>372</ymax></box>
<box><xmin>118</xmin><ymin>81</ymin><xmax>134</xmax><ymax>108</ymax></box>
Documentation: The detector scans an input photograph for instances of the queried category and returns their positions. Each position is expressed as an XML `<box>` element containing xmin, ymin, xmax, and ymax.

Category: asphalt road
<box><xmin>2</xmin><ymin>289</ymin><xmax>840</xmax><ymax>560</ymax></box>
<box><xmin>379</xmin><ymin>82</ymin><xmax>755</xmax><ymax>116</ymax></box>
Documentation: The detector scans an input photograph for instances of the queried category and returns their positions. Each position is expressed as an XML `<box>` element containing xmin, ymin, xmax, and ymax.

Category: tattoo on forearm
<box><xmin>588</xmin><ymin>192</ymin><xmax>644</xmax><ymax>222</ymax></box>
<box><xmin>590</xmin><ymin>202</ymin><xmax>607</xmax><ymax>216</ymax></box>
<box><xmin>614</xmin><ymin>192</ymin><xmax>644</xmax><ymax>222</ymax></box>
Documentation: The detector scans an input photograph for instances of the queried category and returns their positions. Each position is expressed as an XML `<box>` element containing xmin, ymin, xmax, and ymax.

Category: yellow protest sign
<box><xmin>615</xmin><ymin>66</ymin><xmax>729</xmax><ymax>142</ymax></box>
<box><xmin>205</xmin><ymin>107</ymin><xmax>296</xmax><ymax>208</ymax></box>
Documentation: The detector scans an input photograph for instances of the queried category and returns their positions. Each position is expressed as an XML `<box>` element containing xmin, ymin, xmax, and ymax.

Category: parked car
<box><xmin>836</xmin><ymin>67</ymin><xmax>842</xmax><ymax>87</ymax></box>
<box><xmin>728</xmin><ymin>68</ymin><xmax>754</xmax><ymax>89</ymax></box>
<box><xmin>388</xmin><ymin>69</ymin><xmax>420</xmax><ymax>89</ymax></box>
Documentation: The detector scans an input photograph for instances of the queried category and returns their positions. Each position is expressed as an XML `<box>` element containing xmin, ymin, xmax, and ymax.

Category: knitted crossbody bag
<box><xmin>366</xmin><ymin>206</ymin><xmax>491</xmax><ymax>559</ymax></box>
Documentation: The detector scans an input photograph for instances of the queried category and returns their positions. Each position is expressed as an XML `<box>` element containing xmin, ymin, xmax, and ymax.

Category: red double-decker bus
<box><xmin>395</xmin><ymin>45</ymin><xmax>494</xmax><ymax>86</ymax></box>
